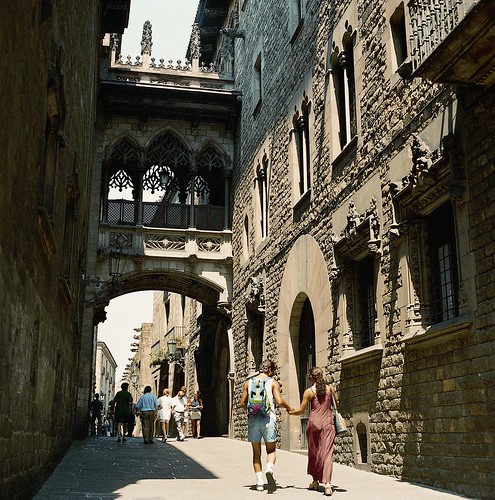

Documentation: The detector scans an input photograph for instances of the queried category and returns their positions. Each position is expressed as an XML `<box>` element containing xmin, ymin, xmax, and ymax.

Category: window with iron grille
<box><xmin>426</xmin><ymin>203</ymin><xmax>459</xmax><ymax>323</ymax></box>
<box><xmin>356</xmin><ymin>255</ymin><xmax>376</xmax><ymax>348</ymax></box>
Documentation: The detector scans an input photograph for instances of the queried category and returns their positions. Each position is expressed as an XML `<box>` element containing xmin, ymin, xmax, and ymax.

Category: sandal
<box><xmin>308</xmin><ymin>480</ymin><xmax>319</xmax><ymax>490</ymax></box>
<box><xmin>324</xmin><ymin>483</ymin><xmax>333</xmax><ymax>496</ymax></box>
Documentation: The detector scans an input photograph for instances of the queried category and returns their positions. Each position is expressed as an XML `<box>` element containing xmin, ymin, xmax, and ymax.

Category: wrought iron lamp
<box><xmin>129</xmin><ymin>372</ymin><xmax>138</xmax><ymax>390</ymax></box>
<box><xmin>83</xmin><ymin>245</ymin><xmax>126</xmax><ymax>303</ymax></box>
<box><xmin>166</xmin><ymin>339</ymin><xmax>185</xmax><ymax>368</ymax></box>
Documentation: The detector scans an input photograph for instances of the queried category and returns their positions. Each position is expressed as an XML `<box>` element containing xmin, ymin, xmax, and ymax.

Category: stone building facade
<box><xmin>95</xmin><ymin>341</ymin><xmax>117</xmax><ymax>414</ymax></box>
<box><xmin>0</xmin><ymin>1</ymin><xmax>130</xmax><ymax>498</ymax></box>
<box><xmin>220</xmin><ymin>0</ymin><xmax>495</xmax><ymax>498</ymax></box>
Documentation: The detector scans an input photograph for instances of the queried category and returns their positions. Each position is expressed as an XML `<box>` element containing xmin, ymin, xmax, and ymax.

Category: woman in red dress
<box><xmin>289</xmin><ymin>367</ymin><xmax>339</xmax><ymax>496</ymax></box>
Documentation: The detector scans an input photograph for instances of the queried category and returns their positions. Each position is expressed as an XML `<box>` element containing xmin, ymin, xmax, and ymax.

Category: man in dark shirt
<box><xmin>89</xmin><ymin>393</ymin><xmax>104</xmax><ymax>436</ymax></box>
<box><xmin>114</xmin><ymin>383</ymin><xmax>133</xmax><ymax>443</ymax></box>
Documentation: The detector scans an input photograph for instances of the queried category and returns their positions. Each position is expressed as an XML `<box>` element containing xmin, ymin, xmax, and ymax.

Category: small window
<box><xmin>426</xmin><ymin>203</ymin><xmax>459</xmax><ymax>323</ymax></box>
<box><xmin>253</xmin><ymin>52</ymin><xmax>262</xmax><ymax>111</ymax></box>
<box><xmin>256</xmin><ymin>156</ymin><xmax>269</xmax><ymax>239</ymax></box>
<box><xmin>243</xmin><ymin>215</ymin><xmax>249</xmax><ymax>259</ymax></box>
<box><xmin>390</xmin><ymin>3</ymin><xmax>408</xmax><ymax>68</ymax></box>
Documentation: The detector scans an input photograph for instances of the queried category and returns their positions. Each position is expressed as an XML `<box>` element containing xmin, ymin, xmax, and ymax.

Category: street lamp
<box><xmin>83</xmin><ymin>242</ymin><xmax>126</xmax><ymax>304</ymax></box>
<box><xmin>108</xmin><ymin>246</ymin><xmax>123</xmax><ymax>279</ymax></box>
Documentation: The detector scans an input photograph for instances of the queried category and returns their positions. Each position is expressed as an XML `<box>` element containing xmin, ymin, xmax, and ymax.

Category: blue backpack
<box><xmin>247</xmin><ymin>376</ymin><xmax>272</xmax><ymax>416</ymax></box>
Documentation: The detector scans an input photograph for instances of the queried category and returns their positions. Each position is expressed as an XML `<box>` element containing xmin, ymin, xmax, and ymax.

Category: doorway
<box><xmin>297</xmin><ymin>297</ymin><xmax>315</xmax><ymax>449</ymax></box>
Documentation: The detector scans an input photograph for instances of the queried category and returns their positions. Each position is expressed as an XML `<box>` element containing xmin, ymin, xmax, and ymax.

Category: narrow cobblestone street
<box><xmin>34</xmin><ymin>436</ymin><xmax>467</xmax><ymax>499</ymax></box>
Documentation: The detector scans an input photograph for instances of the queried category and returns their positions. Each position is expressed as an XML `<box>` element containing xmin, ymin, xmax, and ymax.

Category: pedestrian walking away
<box><xmin>108</xmin><ymin>400</ymin><xmax>116</xmax><ymax>437</ymax></box>
<box><xmin>136</xmin><ymin>385</ymin><xmax>158</xmax><ymax>444</ymax></box>
<box><xmin>171</xmin><ymin>386</ymin><xmax>188</xmax><ymax>441</ymax></box>
<box><xmin>189</xmin><ymin>390</ymin><xmax>203</xmax><ymax>438</ymax></box>
<box><xmin>240</xmin><ymin>359</ymin><xmax>294</xmax><ymax>492</ymax></box>
<box><xmin>114</xmin><ymin>382</ymin><xmax>133</xmax><ymax>443</ymax></box>
<box><xmin>289</xmin><ymin>366</ymin><xmax>339</xmax><ymax>496</ymax></box>
<box><xmin>157</xmin><ymin>388</ymin><xmax>173</xmax><ymax>443</ymax></box>
<box><xmin>89</xmin><ymin>393</ymin><xmax>103</xmax><ymax>436</ymax></box>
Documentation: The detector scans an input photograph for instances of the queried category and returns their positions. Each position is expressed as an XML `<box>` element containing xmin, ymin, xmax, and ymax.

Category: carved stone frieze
<box><xmin>337</xmin><ymin>197</ymin><xmax>382</xmax><ymax>258</ymax></box>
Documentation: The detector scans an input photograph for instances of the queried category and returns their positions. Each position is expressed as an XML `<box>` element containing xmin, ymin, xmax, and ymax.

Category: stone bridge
<box><xmin>85</xmin><ymin>224</ymin><xmax>232</xmax><ymax>322</ymax></box>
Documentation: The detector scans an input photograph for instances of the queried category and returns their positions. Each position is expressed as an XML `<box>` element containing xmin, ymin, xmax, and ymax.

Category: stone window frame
<box><xmin>328</xmin><ymin>21</ymin><xmax>358</xmax><ymax>152</ymax></box>
<box><xmin>384</xmin><ymin>0</ymin><xmax>413</xmax><ymax>83</ymax></box>
<box><xmin>289</xmin><ymin>0</ymin><xmax>306</xmax><ymax>44</ymax></box>
<box><xmin>390</xmin><ymin>133</ymin><xmax>472</xmax><ymax>346</ymax></box>
<box><xmin>289</xmin><ymin>91</ymin><xmax>313</xmax><ymax>215</ymax></box>
<box><xmin>332</xmin><ymin>198</ymin><xmax>383</xmax><ymax>357</ymax></box>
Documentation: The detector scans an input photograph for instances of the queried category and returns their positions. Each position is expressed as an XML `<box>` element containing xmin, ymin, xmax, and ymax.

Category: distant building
<box><xmin>95</xmin><ymin>341</ymin><xmax>117</xmax><ymax>413</ymax></box>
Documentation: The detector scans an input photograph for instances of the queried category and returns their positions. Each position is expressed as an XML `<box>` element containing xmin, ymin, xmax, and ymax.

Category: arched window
<box><xmin>144</xmin><ymin>132</ymin><xmax>191</xmax><ymax>204</ymax></box>
<box><xmin>105</xmin><ymin>138</ymin><xmax>140</xmax><ymax>225</ymax></box>
<box><xmin>196</xmin><ymin>145</ymin><xmax>225</xmax><ymax>206</ymax></box>
<box><xmin>330</xmin><ymin>22</ymin><xmax>357</xmax><ymax>149</ymax></box>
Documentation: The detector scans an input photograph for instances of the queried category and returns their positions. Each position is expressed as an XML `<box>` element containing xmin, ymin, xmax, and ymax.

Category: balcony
<box><xmin>107</xmin><ymin>200</ymin><xmax>225</xmax><ymax>231</ymax></box>
<box><xmin>409</xmin><ymin>0</ymin><xmax>495</xmax><ymax>86</ymax></box>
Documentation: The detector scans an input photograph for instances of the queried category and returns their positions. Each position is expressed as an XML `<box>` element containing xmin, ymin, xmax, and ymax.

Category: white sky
<box><xmin>120</xmin><ymin>0</ymin><xmax>199</xmax><ymax>63</ymax></box>
<box><xmin>97</xmin><ymin>0</ymin><xmax>199</xmax><ymax>384</ymax></box>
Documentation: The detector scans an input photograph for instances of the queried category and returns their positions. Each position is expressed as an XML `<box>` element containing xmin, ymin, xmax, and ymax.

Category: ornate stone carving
<box><xmin>217</xmin><ymin>300</ymin><xmax>232</xmax><ymax>320</ymax></box>
<box><xmin>141</xmin><ymin>20</ymin><xmax>153</xmax><ymax>55</ymax></box>
<box><xmin>190</xmin><ymin>23</ymin><xmax>201</xmax><ymax>60</ymax></box>
<box><xmin>220</xmin><ymin>27</ymin><xmax>246</xmax><ymax>39</ymax></box>
<box><xmin>245</xmin><ymin>275</ymin><xmax>265</xmax><ymax>313</ymax></box>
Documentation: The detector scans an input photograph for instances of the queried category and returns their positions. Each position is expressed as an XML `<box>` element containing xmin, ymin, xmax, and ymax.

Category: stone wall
<box><xmin>0</xmin><ymin>1</ymin><xmax>100</xmax><ymax>497</ymax></box>
<box><xmin>229</xmin><ymin>0</ymin><xmax>495</xmax><ymax>497</ymax></box>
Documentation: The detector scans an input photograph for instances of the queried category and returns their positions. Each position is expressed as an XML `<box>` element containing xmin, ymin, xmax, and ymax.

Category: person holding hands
<box><xmin>288</xmin><ymin>366</ymin><xmax>339</xmax><ymax>496</ymax></box>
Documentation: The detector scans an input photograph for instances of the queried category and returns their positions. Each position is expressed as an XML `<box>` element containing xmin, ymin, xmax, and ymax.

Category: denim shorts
<box><xmin>248</xmin><ymin>414</ymin><xmax>276</xmax><ymax>443</ymax></box>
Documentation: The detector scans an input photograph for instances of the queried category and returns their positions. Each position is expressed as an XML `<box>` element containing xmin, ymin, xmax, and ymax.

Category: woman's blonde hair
<box><xmin>163</xmin><ymin>388</ymin><xmax>170</xmax><ymax>396</ymax></box>
<box><xmin>310</xmin><ymin>367</ymin><xmax>327</xmax><ymax>396</ymax></box>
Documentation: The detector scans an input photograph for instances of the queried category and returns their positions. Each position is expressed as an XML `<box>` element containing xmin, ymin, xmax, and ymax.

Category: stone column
<box><xmin>189</xmin><ymin>158</ymin><xmax>197</xmax><ymax>228</ymax></box>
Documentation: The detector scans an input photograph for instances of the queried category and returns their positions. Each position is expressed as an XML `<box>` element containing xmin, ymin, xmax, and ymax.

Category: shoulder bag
<box><xmin>331</xmin><ymin>391</ymin><xmax>348</xmax><ymax>436</ymax></box>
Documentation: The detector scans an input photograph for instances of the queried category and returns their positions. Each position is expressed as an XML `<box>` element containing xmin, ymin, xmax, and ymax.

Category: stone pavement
<box><xmin>34</xmin><ymin>435</ymin><xmax>467</xmax><ymax>499</ymax></box>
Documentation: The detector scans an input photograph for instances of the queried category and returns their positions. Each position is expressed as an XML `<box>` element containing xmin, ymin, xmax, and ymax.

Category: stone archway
<box><xmin>276</xmin><ymin>234</ymin><xmax>332</xmax><ymax>450</ymax></box>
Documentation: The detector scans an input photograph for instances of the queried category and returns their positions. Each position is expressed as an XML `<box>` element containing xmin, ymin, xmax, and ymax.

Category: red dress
<box><xmin>306</xmin><ymin>389</ymin><xmax>336</xmax><ymax>483</ymax></box>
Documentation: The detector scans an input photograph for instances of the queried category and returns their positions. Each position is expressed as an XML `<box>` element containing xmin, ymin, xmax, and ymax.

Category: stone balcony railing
<box><xmin>408</xmin><ymin>0</ymin><xmax>495</xmax><ymax>86</ymax></box>
<box><xmin>98</xmin><ymin>224</ymin><xmax>232</xmax><ymax>265</ymax></box>
<box><xmin>107</xmin><ymin>53</ymin><xmax>235</xmax><ymax>91</ymax></box>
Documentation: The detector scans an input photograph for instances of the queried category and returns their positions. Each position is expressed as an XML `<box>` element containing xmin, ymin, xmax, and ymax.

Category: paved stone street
<box><xmin>34</xmin><ymin>436</ymin><xmax>467</xmax><ymax>499</ymax></box>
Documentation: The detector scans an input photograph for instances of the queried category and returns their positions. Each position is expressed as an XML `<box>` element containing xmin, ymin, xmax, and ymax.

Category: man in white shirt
<box><xmin>171</xmin><ymin>386</ymin><xmax>188</xmax><ymax>441</ymax></box>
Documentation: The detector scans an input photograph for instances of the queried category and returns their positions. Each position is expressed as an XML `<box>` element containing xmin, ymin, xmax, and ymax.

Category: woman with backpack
<box><xmin>239</xmin><ymin>359</ymin><xmax>294</xmax><ymax>492</ymax></box>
